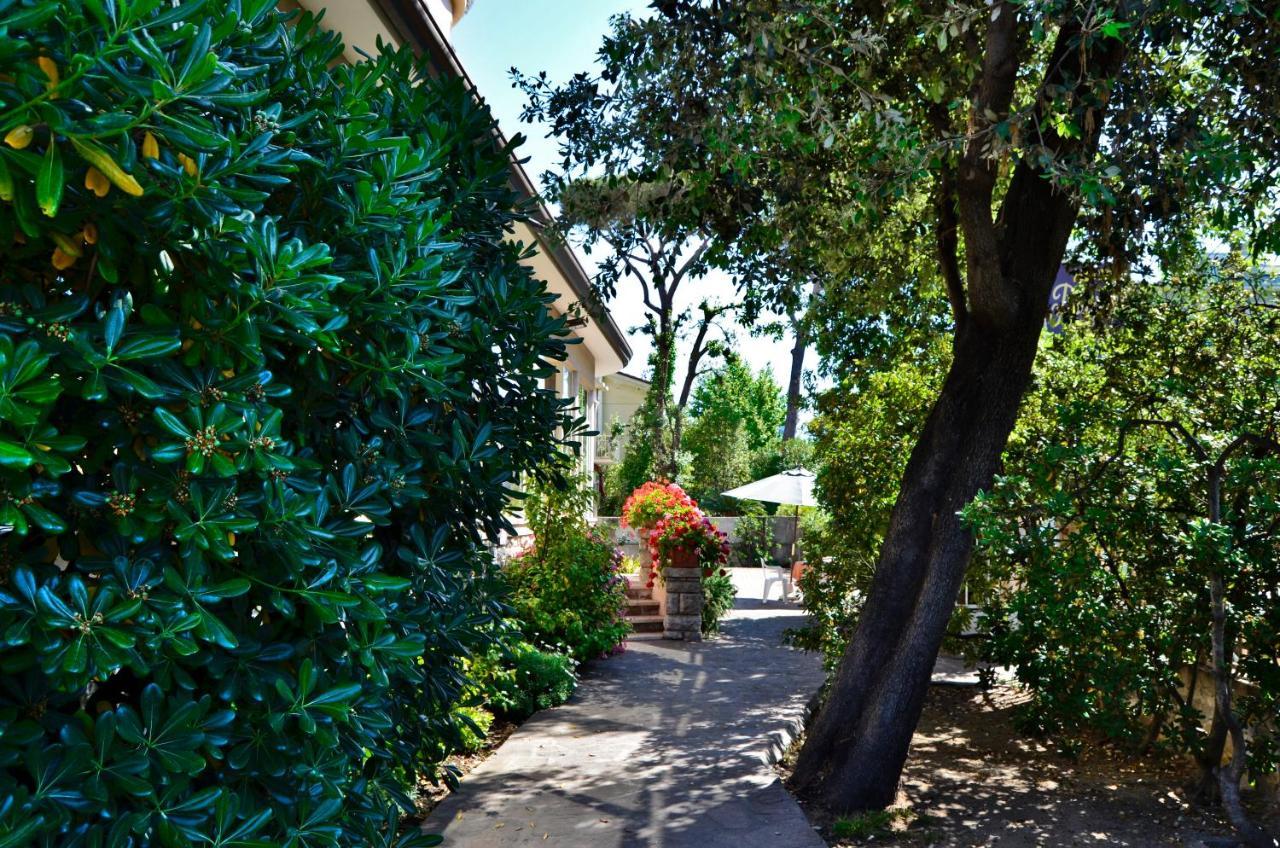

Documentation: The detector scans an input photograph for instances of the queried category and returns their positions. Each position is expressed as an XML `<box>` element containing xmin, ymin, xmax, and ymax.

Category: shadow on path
<box><xmin>424</xmin><ymin>600</ymin><xmax>827</xmax><ymax>847</ymax></box>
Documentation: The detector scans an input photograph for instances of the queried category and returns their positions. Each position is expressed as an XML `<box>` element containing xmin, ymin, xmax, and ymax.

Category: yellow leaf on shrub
<box><xmin>50</xmin><ymin>230</ymin><xmax>82</xmax><ymax>258</ymax></box>
<box><xmin>142</xmin><ymin>132</ymin><xmax>159</xmax><ymax>160</ymax></box>
<box><xmin>85</xmin><ymin>166</ymin><xmax>110</xmax><ymax>197</ymax></box>
<box><xmin>37</xmin><ymin>56</ymin><xmax>59</xmax><ymax>94</ymax></box>
<box><xmin>71</xmin><ymin>138</ymin><xmax>143</xmax><ymax>196</ymax></box>
<box><xmin>178</xmin><ymin>152</ymin><xmax>197</xmax><ymax>177</ymax></box>
<box><xmin>51</xmin><ymin>247</ymin><xmax>76</xmax><ymax>269</ymax></box>
<box><xmin>5</xmin><ymin>125</ymin><xmax>34</xmax><ymax>149</ymax></box>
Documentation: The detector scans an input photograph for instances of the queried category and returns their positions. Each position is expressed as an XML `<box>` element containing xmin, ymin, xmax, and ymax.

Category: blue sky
<box><xmin>452</xmin><ymin>2</ymin><xmax>813</xmax><ymax>407</ymax></box>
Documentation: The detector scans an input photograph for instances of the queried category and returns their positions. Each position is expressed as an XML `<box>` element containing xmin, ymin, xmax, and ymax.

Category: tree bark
<box><xmin>1206</xmin><ymin>458</ymin><xmax>1276</xmax><ymax>848</ymax></box>
<box><xmin>791</xmin><ymin>161</ymin><xmax>1081</xmax><ymax>808</ymax></box>
<box><xmin>783</xmin><ymin>303</ymin><xmax>810</xmax><ymax>441</ymax></box>
<box><xmin>1191</xmin><ymin>705</ymin><xmax>1228</xmax><ymax>805</ymax></box>
<box><xmin>650</xmin><ymin>316</ymin><xmax>678</xmax><ymax>480</ymax></box>
<box><xmin>789</xmin><ymin>305</ymin><xmax>1048</xmax><ymax>809</ymax></box>
<box><xmin>677</xmin><ymin>306</ymin><xmax>717</xmax><ymax>412</ymax></box>
<box><xmin>790</xmin><ymin>8</ymin><xmax>1128</xmax><ymax>811</ymax></box>
<box><xmin>1209</xmin><ymin>567</ymin><xmax>1274</xmax><ymax>848</ymax></box>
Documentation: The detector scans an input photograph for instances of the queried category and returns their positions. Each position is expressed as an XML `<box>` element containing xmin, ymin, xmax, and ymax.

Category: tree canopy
<box><xmin>682</xmin><ymin>359</ymin><xmax>787</xmax><ymax>509</ymax></box>
<box><xmin>526</xmin><ymin>0</ymin><xmax>1280</xmax><ymax>833</ymax></box>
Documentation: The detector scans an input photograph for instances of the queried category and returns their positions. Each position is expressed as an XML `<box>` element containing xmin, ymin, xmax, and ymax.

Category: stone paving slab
<box><xmin>424</xmin><ymin>596</ymin><xmax>827</xmax><ymax>848</ymax></box>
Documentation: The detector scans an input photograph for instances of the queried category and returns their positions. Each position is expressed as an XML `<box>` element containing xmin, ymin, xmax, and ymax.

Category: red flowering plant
<box><xmin>621</xmin><ymin>481</ymin><xmax>698</xmax><ymax>530</ymax></box>
<box><xmin>648</xmin><ymin>510</ymin><xmax>731</xmax><ymax>576</ymax></box>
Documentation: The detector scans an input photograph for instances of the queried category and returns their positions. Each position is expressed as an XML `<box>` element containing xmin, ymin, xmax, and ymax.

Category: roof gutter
<box><xmin>371</xmin><ymin>0</ymin><xmax>633</xmax><ymax>367</ymax></box>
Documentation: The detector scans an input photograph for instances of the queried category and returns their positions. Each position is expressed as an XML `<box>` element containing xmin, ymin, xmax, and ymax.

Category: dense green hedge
<box><xmin>0</xmin><ymin>2</ymin><xmax>572</xmax><ymax>846</ymax></box>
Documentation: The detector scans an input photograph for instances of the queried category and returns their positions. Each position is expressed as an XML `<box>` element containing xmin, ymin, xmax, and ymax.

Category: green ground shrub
<box><xmin>505</xmin><ymin>473</ymin><xmax>630</xmax><ymax>662</ymax></box>
<box><xmin>0</xmin><ymin>4</ymin><xmax>572</xmax><ymax>846</ymax></box>
<box><xmin>451</xmin><ymin>706</ymin><xmax>495</xmax><ymax>754</ymax></box>
<box><xmin>473</xmin><ymin>641</ymin><xmax>577</xmax><ymax>719</ymax></box>
<box><xmin>701</xmin><ymin>572</ymin><xmax>736</xmax><ymax>634</ymax></box>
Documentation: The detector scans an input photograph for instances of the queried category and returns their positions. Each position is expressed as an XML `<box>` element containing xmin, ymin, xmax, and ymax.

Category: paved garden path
<box><xmin>424</xmin><ymin>590</ymin><xmax>827</xmax><ymax>848</ymax></box>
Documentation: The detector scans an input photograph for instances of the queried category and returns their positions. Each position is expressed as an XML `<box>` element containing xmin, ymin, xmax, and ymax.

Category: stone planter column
<box><xmin>662</xmin><ymin>548</ymin><xmax>703</xmax><ymax>642</ymax></box>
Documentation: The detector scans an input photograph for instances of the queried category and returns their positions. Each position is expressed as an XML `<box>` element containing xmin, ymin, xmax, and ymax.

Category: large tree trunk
<box><xmin>791</xmin><ymin>8</ymin><xmax>1125</xmax><ymax>812</ymax></box>
<box><xmin>782</xmin><ymin>313</ymin><xmax>808</xmax><ymax>441</ymax></box>
<box><xmin>792</xmin><ymin>152</ymin><xmax>1083</xmax><ymax>811</ymax></box>
<box><xmin>790</xmin><ymin>311</ymin><xmax>1045</xmax><ymax>809</ymax></box>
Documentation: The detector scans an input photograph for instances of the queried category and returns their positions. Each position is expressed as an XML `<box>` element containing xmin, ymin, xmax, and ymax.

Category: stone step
<box><xmin>625</xmin><ymin>586</ymin><xmax>652</xmax><ymax>600</ymax></box>
<box><xmin>628</xmin><ymin>616</ymin><xmax>664</xmax><ymax>634</ymax></box>
<box><xmin>626</xmin><ymin>599</ymin><xmax>660</xmax><ymax>616</ymax></box>
<box><xmin>626</xmin><ymin>631</ymin><xmax>665</xmax><ymax>641</ymax></box>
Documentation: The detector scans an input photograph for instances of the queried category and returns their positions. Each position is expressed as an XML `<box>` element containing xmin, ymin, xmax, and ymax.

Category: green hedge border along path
<box><xmin>0</xmin><ymin>2</ymin><xmax>577</xmax><ymax>846</ymax></box>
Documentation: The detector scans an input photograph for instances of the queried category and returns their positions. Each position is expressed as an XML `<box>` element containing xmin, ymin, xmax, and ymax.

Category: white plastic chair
<box><xmin>761</xmin><ymin>561</ymin><xmax>792</xmax><ymax>603</ymax></box>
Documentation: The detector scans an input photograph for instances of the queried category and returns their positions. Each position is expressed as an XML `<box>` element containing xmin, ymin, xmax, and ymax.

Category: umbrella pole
<box><xmin>792</xmin><ymin>503</ymin><xmax>800</xmax><ymax>563</ymax></box>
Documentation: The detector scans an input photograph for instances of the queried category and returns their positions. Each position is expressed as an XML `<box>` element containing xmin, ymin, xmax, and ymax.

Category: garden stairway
<box><xmin>624</xmin><ymin>578</ymin><xmax>664</xmax><ymax>639</ymax></box>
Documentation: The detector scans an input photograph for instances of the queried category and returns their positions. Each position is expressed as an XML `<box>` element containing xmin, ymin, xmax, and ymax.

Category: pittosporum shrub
<box><xmin>0</xmin><ymin>3</ymin><xmax>573</xmax><ymax>846</ymax></box>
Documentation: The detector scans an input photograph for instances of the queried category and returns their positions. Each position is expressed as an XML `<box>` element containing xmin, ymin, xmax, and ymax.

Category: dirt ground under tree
<box><xmin>788</xmin><ymin>684</ymin><xmax>1278</xmax><ymax>847</ymax></box>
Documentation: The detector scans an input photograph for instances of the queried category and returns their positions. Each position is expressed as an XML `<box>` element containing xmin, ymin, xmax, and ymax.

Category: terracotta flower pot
<box><xmin>665</xmin><ymin>546</ymin><xmax>699</xmax><ymax>570</ymax></box>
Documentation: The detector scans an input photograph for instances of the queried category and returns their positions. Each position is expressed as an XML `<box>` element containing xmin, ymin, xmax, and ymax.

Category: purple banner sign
<box><xmin>1045</xmin><ymin>266</ymin><xmax>1076</xmax><ymax>335</ymax></box>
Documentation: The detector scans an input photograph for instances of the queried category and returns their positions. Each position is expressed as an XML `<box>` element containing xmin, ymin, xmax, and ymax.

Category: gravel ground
<box><xmin>788</xmin><ymin>684</ymin><xmax>1278</xmax><ymax>847</ymax></box>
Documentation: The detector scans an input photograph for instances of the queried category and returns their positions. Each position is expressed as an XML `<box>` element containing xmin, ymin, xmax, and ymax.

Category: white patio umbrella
<box><xmin>722</xmin><ymin>467</ymin><xmax>817</xmax><ymax>562</ymax></box>
<box><xmin>721</xmin><ymin>467</ymin><xmax>816</xmax><ymax>508</ymax></box>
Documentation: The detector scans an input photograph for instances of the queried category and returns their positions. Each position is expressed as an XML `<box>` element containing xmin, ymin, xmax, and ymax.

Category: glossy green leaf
<box><xmin>36</xmin><ymin>139</ymin><xmax>63</xmax><ymax>217</ymax></box>
<box><xmin>0</xmin><ymin>4</ymin><xmax>580</xmax><ymax>845</ymax></box>
<box><xmin>0</xmin><ymin>440</ymin><xmax>34</xmax><ymax>469</ymax></box>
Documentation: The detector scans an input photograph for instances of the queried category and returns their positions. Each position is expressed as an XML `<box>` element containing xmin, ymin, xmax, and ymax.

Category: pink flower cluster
<box><xmin>622</xmin><ymin>482</ymin><xmax>729</xmax><ymax>588</ymax></box>
<box><xmin>620</xmin><ymin>480</ymin><xmax>697</xmax><ymax>530</ymax></box>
